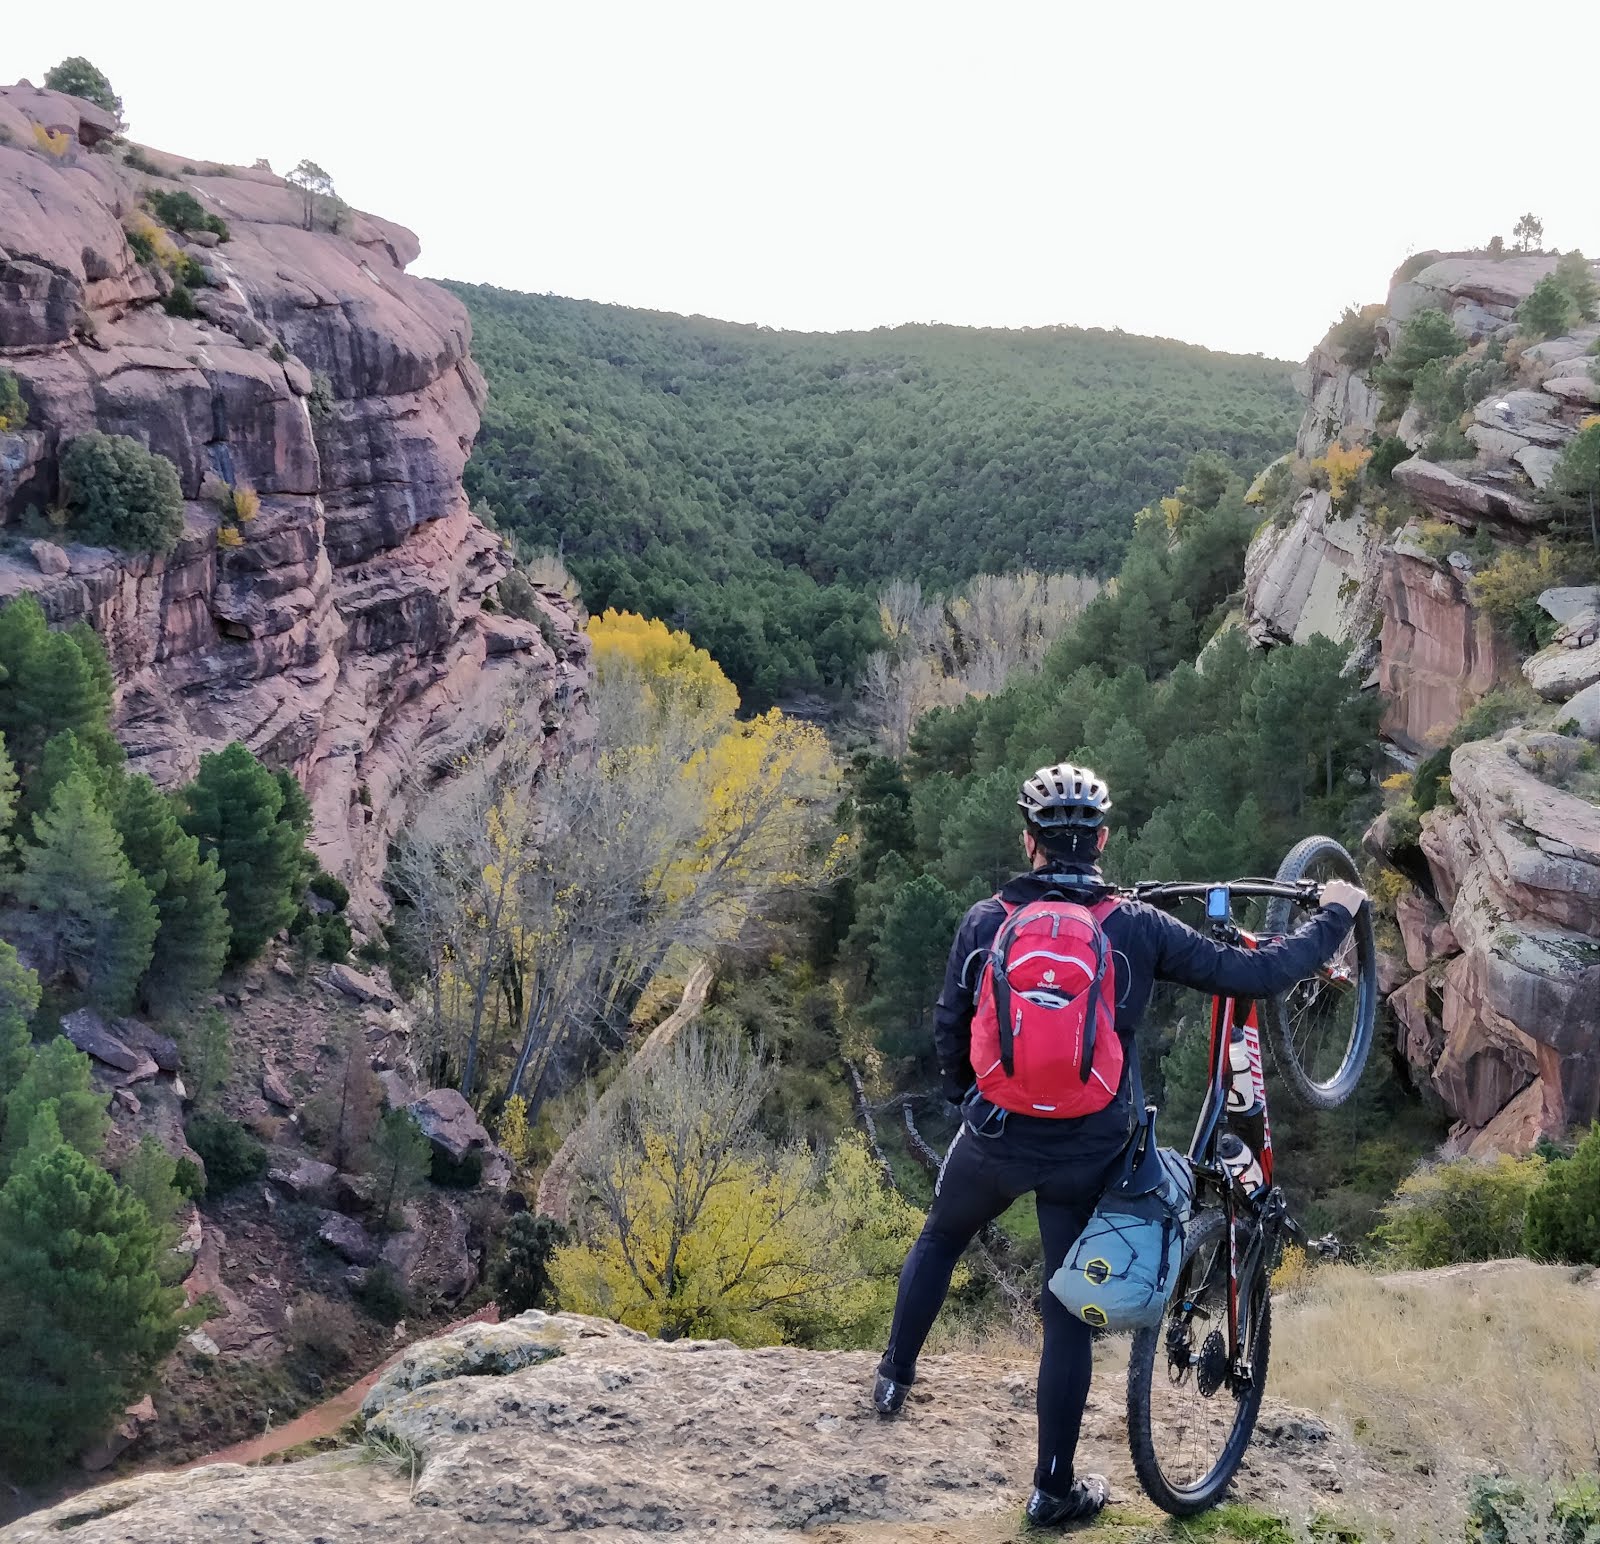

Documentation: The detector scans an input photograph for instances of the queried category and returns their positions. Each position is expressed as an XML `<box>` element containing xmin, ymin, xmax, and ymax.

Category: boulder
<box><xmin>261</xmin><ymin>1068</ymin><xmax>295</xmax><ymax>1109</ymax></box>
<box><xmin>1560</xmin><ymin>680</ymin><xmax>1600</xmax><ymax>739</ymax></box>
<box><xmin>1543</xmin><ymin>374</ymin><xmax>1600</xmax><ymax>406</ymax></box>
<box><xmin>1524</xmin><ymin>638</ymin><xmax>1600</xmax><ymax>701</ymax></box>
<box><xmin>377</xmin><ymin>1068</ymin><xmax>415</xmax><ymax>1111</ymax></box>
<box><xmin>267</xmin><ymin>1157</ymin><xmax>337</xmax><ymax>1200</ymax></box>
<box><xmin>60</xmin><ymin>1008</ymin><xmax>142</xmax><ymax>1074</ymax></box>
<box><xmin>28</xmin><ymin>539</ymin><xmax>69</xmax><ymax>575</ymax></box>
<box><xmin>317</xmin><ymin>1211</ymin><xmax>379</xmax><ymax>1266</ymax></box>
<box><xmin>1392</xmin><ymin>456</ymin><xmax>1543</xmax><ymax>528</ymax></box>
<box><xmin>1389</xmin><ymin>974</ymin><xmax>1444</xmax><ymax>1081</ymax></box>
<box><xmin>326</xmin><ymin>964</ymin><xmax>395</xmax><ymax>1010</ymax></box>
<box><xmin>1471</xmin><ymin>391</ymin><xmax>1570</xmax><ymax>449</ymax></box>
<box><xmin>1515</xmin><ymin>445</ymin><xmax>1562</xmax><ymax>489</ymax></box>
<box><xmin>115</xmin><ymin>1019</ymin><xmax>181</xmax><ymax>1074</ymax></box>
<box><xmin>1539</xmin><ymin>587</ymin><xmax>1600</xmax><ymax>624</ymax></box>
<box><xmin>78</xmin><ymin>1394</ymin><xmax>159</xmax><ymax>1472</ymax></box>
<box><xmin>407</xmin><ymin>1088</ymin><xmax>492</xmax><ymax>1164</ymax></box>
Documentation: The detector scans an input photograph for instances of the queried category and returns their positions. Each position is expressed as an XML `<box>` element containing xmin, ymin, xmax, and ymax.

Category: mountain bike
<box><xmin>1121</xmin><ymin>835</ymin><xmax>1378</xmax><ymax>1515</ymax></box>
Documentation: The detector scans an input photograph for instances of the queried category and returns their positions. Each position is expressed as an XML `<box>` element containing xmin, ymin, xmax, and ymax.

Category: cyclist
<box><xmin>872</xmin><ymin>762</ymin><xmax>1365</xmax><ymax>1528</ymax></box>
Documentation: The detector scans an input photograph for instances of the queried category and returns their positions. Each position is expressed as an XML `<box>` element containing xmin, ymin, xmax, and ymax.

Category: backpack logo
<box><xmin>969</xmin><ymin>896</ymin><xmax>1123</xmax><ymax>1120</ymax></box>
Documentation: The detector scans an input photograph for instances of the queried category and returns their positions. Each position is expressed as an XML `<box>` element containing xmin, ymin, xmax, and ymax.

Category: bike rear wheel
<box><xmin>1127</xmin><ymin>1209</ymin><xmax>1272</xmax><ymax>1517</ymax></box>
<box><xmin>1263</xmin><ymin>835</ymin><xmax>1377</xmax><ymax>1110</ymax></box>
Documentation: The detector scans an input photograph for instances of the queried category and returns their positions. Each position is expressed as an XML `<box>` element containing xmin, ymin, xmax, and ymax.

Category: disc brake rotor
<box><xmin>1195</xmin><ymin>1329</ymin><xmax>1228</xmax><ymax>1397</ymax></box>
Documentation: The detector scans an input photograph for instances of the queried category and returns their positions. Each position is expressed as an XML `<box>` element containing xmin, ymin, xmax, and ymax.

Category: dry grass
<box><xmin>1271</xmin><ymin>1259</ymin><xmax>1600</xmax><ymax>1491</ymax></box>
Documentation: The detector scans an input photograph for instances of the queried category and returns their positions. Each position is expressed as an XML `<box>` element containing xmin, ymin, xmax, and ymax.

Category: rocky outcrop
<box><xmin>1375</xmin><ymin>541</ymin><xmax>1511</xmax><ymax>755</ymax></box>
<box><xmin>0</xmin><ymin>86</ymin><xmax>589</xmax><ymax>915</ymax></box>
<box><xmin>1383</xmin><ymin>731</ymin><xmax>1600</xmax><ymax>1151</ymax></box>
<box><xmin>1</xmin><ymin>1310</ymin><xmax>1386</xmax><ymax>1542</ymax></box>
<box><xmin>1243</xmin><ymin>489</ymin><xmax>1380</xmax><ymax>647</ymax></box>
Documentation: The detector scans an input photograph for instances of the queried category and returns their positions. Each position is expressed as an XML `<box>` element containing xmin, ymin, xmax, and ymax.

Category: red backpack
<box><xmin>970</xmin><ymin>895</ymin><xmax>1122</xmax><ymax>1118</ymax></box>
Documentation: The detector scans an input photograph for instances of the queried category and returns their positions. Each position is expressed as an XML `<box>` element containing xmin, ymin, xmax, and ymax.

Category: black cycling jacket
<box><xmin>934</xmin><ymin>864</ymin><xmax>1356</xmax><ymax>1145</ymax></box>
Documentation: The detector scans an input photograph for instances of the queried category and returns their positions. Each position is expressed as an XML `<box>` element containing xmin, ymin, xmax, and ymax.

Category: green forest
<box><xmin>452</xmin><ymin>286</ymin><xmax>1300</xmax><ymax>702</ymax></box>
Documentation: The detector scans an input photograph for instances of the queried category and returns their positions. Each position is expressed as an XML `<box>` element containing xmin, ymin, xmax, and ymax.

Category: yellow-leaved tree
<box><xmin>550</xmin><ymin>1030</ymin><xmax>926</xmax><ymax>1346</ymax></box>
<box><xmin>393</xmin><ymin>611</ymin><xmax>842</xmax><ymax>1114</ymax></box>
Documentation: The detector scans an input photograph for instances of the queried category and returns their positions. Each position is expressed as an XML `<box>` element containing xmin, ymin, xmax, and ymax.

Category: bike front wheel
<box><xmin>1262</xmin><ymin>834</ymin><xmax>1377</xmax><ymax>1109</ymax></box>
<box><xmin>1127</xmin><ymin>1209</ymin><xmax>1272</xmax><ymax>1517</ymax></box>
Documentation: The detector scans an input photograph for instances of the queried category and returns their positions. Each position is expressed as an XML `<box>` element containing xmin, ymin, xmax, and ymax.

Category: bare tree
<box><xmin>858</xmin><ymin>569</ymin><xmax>1098</xmax><ymax>752</ymax></box>
<box><xmin>392</xmin><ymin>656</ymin><xmax>837</xmax><ymax>1117</ymax></box>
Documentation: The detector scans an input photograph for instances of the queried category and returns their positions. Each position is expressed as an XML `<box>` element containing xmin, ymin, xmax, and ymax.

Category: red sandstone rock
<box><xmin>0</xmin><ymin>85</ymin><xmax>589</xmax><ymax>916</ymax></box>
<box><xmin>1376</xmin><ymin>546</ymin><xmax>1511</xmax><ymax>754</ymax></box>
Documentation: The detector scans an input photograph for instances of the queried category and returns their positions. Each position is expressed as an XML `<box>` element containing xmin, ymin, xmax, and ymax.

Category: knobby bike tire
<box><xmin>1126</xmin><ymin>1209</ymin><xmax>1273</xmax><ymax>1517</ymax></box>
<box><xmin>1262</xmin><ymin>834</ymin><xmax>1378</xmax><ymax>1110</ymax></box>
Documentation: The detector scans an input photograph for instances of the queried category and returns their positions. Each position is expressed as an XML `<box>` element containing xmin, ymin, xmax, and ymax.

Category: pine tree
<box><xmin>0</xmin><ymin>1035</ymin><xmax>109</xmax><ymax>1178</ymax></box>
<box><xmin>115</xmin><ymin>775</ymin><xmax>229</xmax><ymax>1011</ymax></box>
<box><xmin>118</xmin><ymin>1135</ymin><xmax>185</xmax><ymax>1244</ymax></box>
<box><xmin>21</xmin><ymin>728</ymin><xmax>114</xmax><ymax>823</ymax></box>
<box><xmin>0</xmin><ymin>1142</ymin><xmax>183</xmax><ymax>1479</ymax></box>
<box><xmin>0</xmin><ymin>596</ymin><xmax>114</xmax><ymax>775</ymax></box>
<box><xmin>363</xmin><ymin>1109</ymin><xmax>432</xmax><ymax>1229</ymax></box>
<box><xmin>175</xmin><ymin>1009</ymin><xmax>230</xmax><ymax>1109</ymax></box>
<box><xmin>181</xmin><ymin>743</ymin><xmax>305</xmax><ymax>962</ymax></box>
<box><xmin>12</xmin><ymin>773</ymin><xmax>157</xmax><ymax>1013</ymax></box>
<box><xmin>866</xmin><ymin>872</ymin><xmax>965</xmax><ymax>1064</ymax></box>
<box><xmin>0</xmin><ymin>941</ymin><xmax>38</xmax><ymax>1115</ymax></box>
<box><xmin>0</xmin><ymin>731</ymin><xmax>17</xmax><ymax>865</ymax></box>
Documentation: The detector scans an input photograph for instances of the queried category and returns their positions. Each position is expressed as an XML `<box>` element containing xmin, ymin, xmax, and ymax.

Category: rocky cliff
<box><xmin>0</xmin><ymin>84</ymin><xmax>587</xmax><ymax>914</ymax></box>
<box><xmin>1243</xmin><ymin>251</ymin><xmax>1600</xmax><ymax>1151</ymax></box>
<box><xmin>0</xmin><ymin>1310</ymin><xmax>1385</xmax><ymax>1542</ymax></box>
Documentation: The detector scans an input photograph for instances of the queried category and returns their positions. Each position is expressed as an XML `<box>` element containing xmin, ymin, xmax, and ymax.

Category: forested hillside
<box><xmin>453</xmin><ymin>286</ymin><xmax>1300</xmax><ymax>701</ymax></box>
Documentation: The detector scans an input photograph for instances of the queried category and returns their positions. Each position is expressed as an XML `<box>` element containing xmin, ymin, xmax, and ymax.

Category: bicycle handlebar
<box><xmin>1122</xmin><ymin>878</ymin><xmax>1323</xmax><ymax>904</ymax></box>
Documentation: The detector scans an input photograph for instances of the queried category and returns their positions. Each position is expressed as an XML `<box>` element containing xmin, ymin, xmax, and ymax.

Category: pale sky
<box><xmin>11</xmin><ymin>0</ymin><xmax>1600</xmax><ymax>361</ymax></box>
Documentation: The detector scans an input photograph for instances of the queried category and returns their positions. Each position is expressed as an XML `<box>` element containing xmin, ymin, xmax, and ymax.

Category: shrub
<box><xmin>31</xmin><ymin>124</ymin><xmax>70</xmax><ymax>159</ymax></box>
<box><xmin>58</xmin><ymin>432</ymin><xmax>186</xmax><ymax>554</ymax></box>
<box><xmin>1327</xmin><ymin>304</ymin><xmax>1384</xmax><ymax>371</ymax></box>
<box><xmin>1309</xmin><ymin>442</ymin><xmax>1370</xmax><ymax>512</ymax></box>
<box><xmin>286</xmin><ymin>1294</ymin><xmax>360</xmax><ymax>1369</ymax></box>
<box><xmin>1393</xmin><ymin>251</ymin><xmax>1440</xmax><ymax>286</ymax></box>
<box><xmin>0</xmin><ymin>370</ymin><xmax>28</xmax><ymax>432</ymax></box>
<box><xmin>429</xmin><ymin>1146</ymin><xmax>482</xmax><ymax>1189</ymax></box>
<box><xmin>1471</xmin><ymin>544</ymin><xmax>1590</xmax><ymax>655</ymax></box>
<box><xmin>496</xmin><ymin>568</ymin><xmax>539</xmax><ymax>622</ymax></box>
<box><xmin>1422</xmin><ymin>423</ymin><xmax>1474</xmax><ymax>463</ymax></box>
<box><xmin>317</xmin><ymin>913</ymin><xmax>352</xmax><ymax>963</ymax></box>
<box><xmin>1411</xmin><ymin>746</ymin><xmax>1453</xmax><ymax>815</ymax></box>
<box><xmin>492</xmin><ymin>1213</ymin><xmax>568</xmax><ymax>1314</ymax></box>
<box><xmin>172</xmin><ymin>1157</ymin><xmax>205</xmax><ymax>1200</ymax></box>
<box><xmin>308</xmin><ymin>869</ymin><xmax>350</xmax><ymax>911</ymax></box>
<box><xmin>143</xmin><ymin>189</ymin><xmax>229</xmax><ymax>243</ymax></box>
<box><xmin>1366</xmin><ymin>435</ymin><xmax>1410</xmax><ymax>486</ymax></box>
<box><xmin>216</xmin><ymin>524</ymin><xmax>243</xmax><ymax>550</ymax></box>
<box><xmin>307</xmin><ymin>371</ymin><xmax>334</xmax><ymax>420</ymax></box>
<box><xmin>162</xmin><ymin>284</ymin><xmax>199</xmax><ymax>319</ymax></box>
<box><xmin>1523</xmin><ymin>1123</ymin><xmax>1600</xmax><ymax>1264</ymax></box>
<box><xmin>1518</xmin><ymin>275</ymin><xmax>1579</xmax><ymax>341</ymax></box>
<box><xmin>123</xmin><ymin>146</ymin><xmax>159</xmax><ymax>174</ymax></box>
<box><xmin>184</xmin><ymin>1114</ymin><xmax>267</xmax><ymax>1195</ymax></box>
<box><xmin>352</xmin><ymin>1264</ymin><xmax>409</xmax><ymax>1325</ymax></box>
<box><xmin>1554</xmin><ymin>251</ymin><xmax>1598</xmax><ymax>325</ymax></box>
<box><xmin>1468</xmin><ymin>1473</ymin><xmax>1600</xmax><ymax>1544</ymax></box>
<box><xmin>1375</xmin><ymin>1153</ymin><xmax>1547</xmax><ymax>1267</ymax></box>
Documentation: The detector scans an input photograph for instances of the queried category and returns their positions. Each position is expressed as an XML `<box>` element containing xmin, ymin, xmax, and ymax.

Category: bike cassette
<box><xmin>1195</xmin><ymin>1330</ymin><xmax>1228</xmax><ymax>1397</ymax></box>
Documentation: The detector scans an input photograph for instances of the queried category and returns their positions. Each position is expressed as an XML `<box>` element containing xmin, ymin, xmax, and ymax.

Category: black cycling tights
<box><xmin>878</xmin><ymin>1123</ymin><xmax>1121</xmax><ymax>1493</ymax></box>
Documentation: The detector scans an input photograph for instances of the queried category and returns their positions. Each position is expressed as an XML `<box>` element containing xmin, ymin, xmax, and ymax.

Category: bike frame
<box><xmin>1129</xmin><ymin>878</ymin><xmax>1319</xmax><ymax>1383</ymax></box>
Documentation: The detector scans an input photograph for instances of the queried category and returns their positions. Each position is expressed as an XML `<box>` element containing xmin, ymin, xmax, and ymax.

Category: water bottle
<box><xmin>1226</xmin><ymin>1029</ymin><xmax>1263</xmax><ymax>1118</ymax></box>
<box><xmin>1218</xmin><ymin>1131</ymin><xmax>1264</xmax><ymax>1193</ymax></box>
